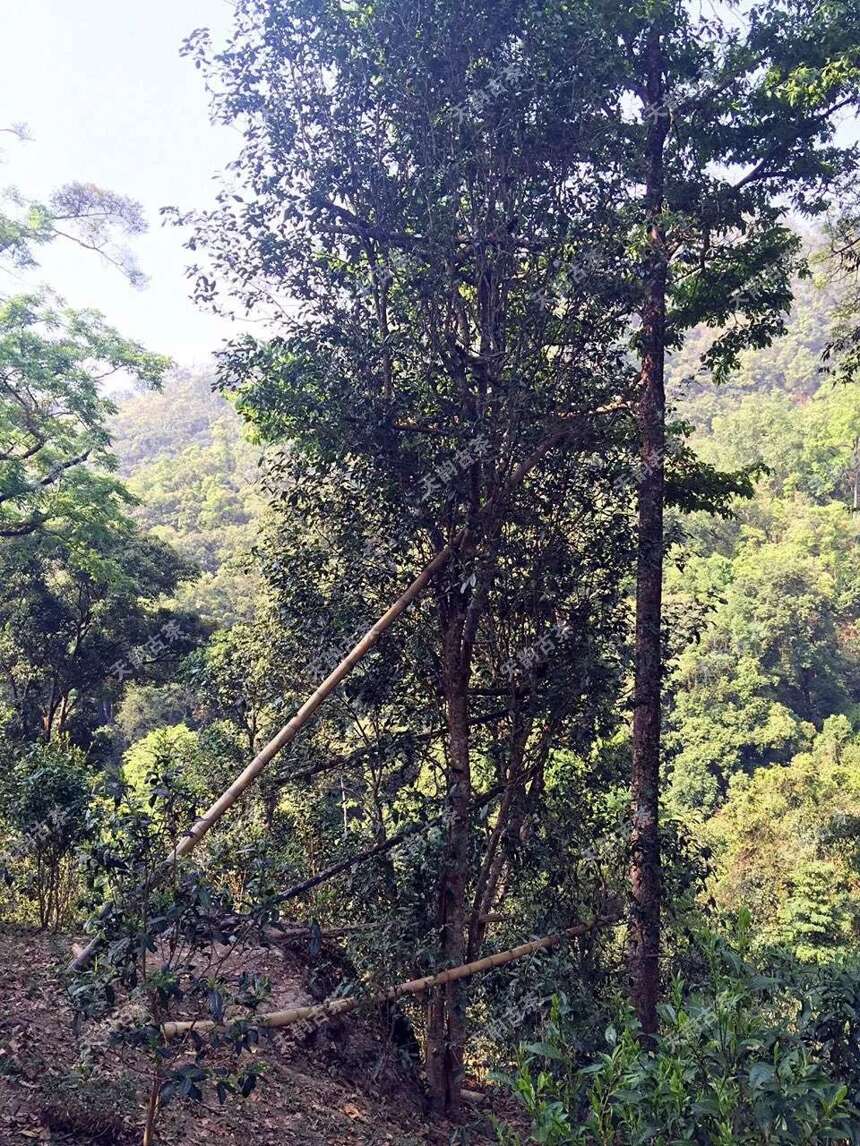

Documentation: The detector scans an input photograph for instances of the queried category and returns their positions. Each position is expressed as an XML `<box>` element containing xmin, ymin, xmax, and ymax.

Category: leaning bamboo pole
<box><xmin>169</xmin><ymin>541</ymin><xmax>463</xmax><ymax>868</ymax></box>
<box><xmin>161</xmin><ymin>912</ymin><xmax>620</xmax><ymax>1039</ymax></box>
<box><xmin>70</xmin><ymin>536</ymin><xmax>462</xmax><ymax>973</ymax></box>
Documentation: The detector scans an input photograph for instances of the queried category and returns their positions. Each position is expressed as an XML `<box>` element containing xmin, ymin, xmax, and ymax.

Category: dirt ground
<box><xmin>0</xmin><ymin>927</ymin><xmax>525</xmax><ymax>1146</ymax></box>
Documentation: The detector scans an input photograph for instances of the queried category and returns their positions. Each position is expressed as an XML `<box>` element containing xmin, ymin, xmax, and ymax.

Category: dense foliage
<box><xmin>501</xmin><ymin>925</ymin><xmax>860</xmax><ymax>1145</ymax></box>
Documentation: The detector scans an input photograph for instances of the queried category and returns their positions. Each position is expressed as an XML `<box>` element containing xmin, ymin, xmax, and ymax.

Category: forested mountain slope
<box><xmin>111</xmin><ymin>370</ymin><xmax>235</xmax><ymax>473</ymax></box>
<box><xmin>3</xmin><ymin>0</ymin><xmax>860</xmax><ymax>1135</ymax></box>
<box><xmin>97</xmin><ymin>269</ymin><xmax>860</xmax><ymax>967</ymax></box>
<box><xmin>110</xmin><ymin>371</ymin><xmax>263</xmax><ymax>623</ymax></box>
<box><xmin>664</xmin><ymin>269</ymin><xmax>860</xmax><ymax>958</ymax></box>
<box><xmin>670</xmin><ymin>258</ymin><xmax>849</xmax><ymax>423</ymax></box>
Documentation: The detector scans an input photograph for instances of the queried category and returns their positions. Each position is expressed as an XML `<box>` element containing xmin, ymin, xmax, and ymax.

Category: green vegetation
<box><xmin>2</xmin><ymin>3</ymin><xmax>860</xmax><ymax>1142</ymax></box>
<box><xmin>501</xmin><ymin>928</ymin><xmax>860</xmax><ymax>1145</ymax></box>
<box><xmin>112</xmin><ymin>371</ymin><xmax>263</xmax><ymax>623</ymax></box>
<box><xmin>0</xmin><ymin>292</ymin><xmax>168</xmax><ymax>539</ymax></box>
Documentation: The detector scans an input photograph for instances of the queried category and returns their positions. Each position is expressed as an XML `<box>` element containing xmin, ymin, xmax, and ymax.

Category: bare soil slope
<box><xmin>0</xmin><ymin>927</ymin><xmax>520</xmax><ymax>1146</ymax></box>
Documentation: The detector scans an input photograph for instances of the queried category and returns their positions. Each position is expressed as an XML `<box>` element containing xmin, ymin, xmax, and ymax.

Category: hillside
<box><xmin>3</xmin><ymin>4</ymin><xmax>860</xmax><ymax>1139</ymax></box>
<box><xmin>111</xmin><ymin>372</ymin><xmax>237</xmax><ymax>476</ymax></box>
<box><xmin>0</xmin><ymin>928</ymin><xmax>518</xmax><ymax>1145</ymax></box>
<box><xmin>110</xmin><ymin>372</ymin><xmax>264</xmax><ymax>625</ymax></box>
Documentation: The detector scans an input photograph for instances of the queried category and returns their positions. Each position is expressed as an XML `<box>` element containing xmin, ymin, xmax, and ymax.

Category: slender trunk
<box><xmin>629</xmin><ymin>22</ymin><xmax>668</xmax><ymax>1041</ymax></box>
<box><xmin>142</xmin><ymin>1076</ymin><xmax>160</xmax><ymax>1146</ymax></box>
<box><xmin>56</xmin><ymin>691</ymin><xmax>71</xmax><ymax>738</ymax></box>
<box><xmin>44</xmin><ymin>680</ymin><xmax>58</xmax><ymax>740</ymax></box>
<box><xmin>467</xmin><ymin>786</ymin><xmax>514</xmax><ymax>962</ymax></box>
<box><xmin>426</xmin><ymin>619</ymin><xmax>471</xmax><ymax>1117</ymax></box>
<box><xmin>466</xmin><ymin>720</ymin><xmax>531</xmax><ymax>960</ymax></box>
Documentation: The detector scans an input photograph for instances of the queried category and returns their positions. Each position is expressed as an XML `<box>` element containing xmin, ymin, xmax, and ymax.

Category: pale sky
<box><xmin>2</xmin><ymin>2</ymin><xmax>856</xmax><ymax>370</ymax></box>
<box><xmin>0</xmin><ymin>0</ymin><xmax>239</xmax><ymax>366</ymax></box>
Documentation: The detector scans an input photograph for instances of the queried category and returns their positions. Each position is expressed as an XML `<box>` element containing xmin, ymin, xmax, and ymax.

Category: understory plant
<box><xmin>0</xmin><ymin>740</ymin><xmax>95</xmax><ymax>929</ymax></box>
<box><xmin>68</xmin><ymin>765</ymin><xmax>276</xmax><ymax>1144</ymax></box>
<box><xmin>499</xmin><ymin>918</ymin><xmax>860</xmax><ymax>1145</ymax></box>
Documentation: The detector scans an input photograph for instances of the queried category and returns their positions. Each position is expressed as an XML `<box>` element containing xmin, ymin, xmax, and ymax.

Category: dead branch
<box><xmin>274</xmin><ymin>782</ymin><xmax>504</xmax><ymax>905</ymax></box>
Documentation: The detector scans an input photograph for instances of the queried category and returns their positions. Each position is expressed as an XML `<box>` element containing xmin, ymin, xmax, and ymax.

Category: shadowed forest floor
<box><xmin>0</xmin><ymin>928</ymin><xmax>522</xmax><ymax>1145</ymax></box>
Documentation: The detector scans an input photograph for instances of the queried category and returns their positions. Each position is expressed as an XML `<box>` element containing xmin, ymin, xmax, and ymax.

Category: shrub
<box><xmin>1</xmin><ymin>740</ymin><xmax>94</xmax><ymax>928</ymax></box>
<box><xmin>500</xmin><ymin>924</ymin><xmax>860</xmax><ymax>1145</ymax></box>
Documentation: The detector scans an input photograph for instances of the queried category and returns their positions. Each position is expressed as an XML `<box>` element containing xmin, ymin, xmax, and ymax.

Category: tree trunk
<box><xmin>629</xmin><ymin>21</ymin><xmax>669</xmax><ymax>1042</ymax></box>
<box><xmin>142</xmin><ymin>1076</ymin><xmax>160</xmax><ymax>1146</ymax></box>
<box><xmin>72</xmin><ymin>427</ymin><xmax>613</xmax><ymax>974</ymax></box>
<box><xmin>426</xmin><ymin>617</ymin><xmax>471</xmax><ymax>1117</ymax></box>
<box><xmin>466</xmin><ymin>718</ymin><xmax>533</xmax><ymax>961</ymax></box>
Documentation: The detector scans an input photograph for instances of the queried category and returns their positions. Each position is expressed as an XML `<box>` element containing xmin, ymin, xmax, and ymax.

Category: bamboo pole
<box><xmin>162</xmin><ymin>913</ymin><xmax>620</xmax><ymax>1039</ymax></box>
<box><xmin>168</xmin><ymin>540</ymin><xmax>461</xmax><ymax>867</ymax></box>
<box><xmin>70</xmin><ymin>537</ymin><xmax>461</xmax><ymax>973</ymax></box>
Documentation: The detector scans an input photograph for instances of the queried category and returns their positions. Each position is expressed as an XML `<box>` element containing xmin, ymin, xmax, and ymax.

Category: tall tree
<box><xmin>1</xmin><ymin>123</ymin><xmax>148</xmax><ymax>287</ymax></box>
<box><xmin>174</xmin><ymin>0</ymin><xmax>860</xmax><ymax>1100</ymax></box>
<box><xmin>0</xmin><ymin>132</ymin><xmax>169</xmax><ymax>538</ymax></box>
<box><xmin>628</xmin><ymin>12</ymin><xmax>670</xmax><ymax>1040</ymax></box>
<box><xmin>175</xmin><ymin>0</ymin><xmax>642</xmax><ymax>1112</ymax></box>
<box><xmin>0</xmin><ymin>292</ymin><xmax>168</xmax><ymax>539</ymax></box>
<box><xmin>602</xmin><ymin>0</ymin><xmax>860</xmax><ymax>1035</ymax></box>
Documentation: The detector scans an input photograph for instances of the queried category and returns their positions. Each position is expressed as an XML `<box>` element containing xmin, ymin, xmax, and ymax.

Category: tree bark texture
<box><xmin>629</xmin><ymin>19</ymin><xmax>669</xmax><ymax>1041</ymax></box>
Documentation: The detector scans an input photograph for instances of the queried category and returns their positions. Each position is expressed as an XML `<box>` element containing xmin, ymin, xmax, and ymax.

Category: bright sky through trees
<box><xmin>0</xmin><ymin>0</ymin><xmax>237</xmax><ymax>365</ymax></box>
